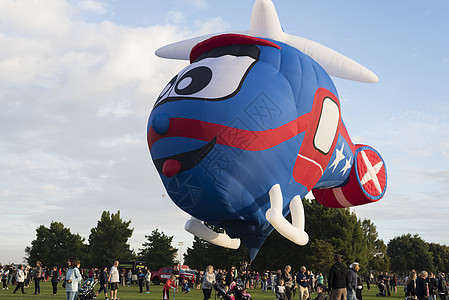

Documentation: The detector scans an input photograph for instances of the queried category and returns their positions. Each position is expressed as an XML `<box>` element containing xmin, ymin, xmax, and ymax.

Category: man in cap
<box><xmin>347</xmin><ymin>262</ymin><xmax>360</xmax><ymax>300</ymax></box>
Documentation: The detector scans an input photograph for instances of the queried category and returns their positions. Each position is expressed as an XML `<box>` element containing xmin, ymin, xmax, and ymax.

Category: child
<box><xmin>181</xmin><ymin>279</ymin><xmax>190</xmax><ymax>293</ymax></box>
<box><xmin>241</xmin><ymin>287</ymin><xmax>252</xmax><ymax>299</ymax></box>
<box><xmin>314</xmin><ymin>285</ymin><xmax>326</xmax><ymax>300</ymax></box>
<box><xmin>224</xmin><ymin>285</ymin><xmax>235</xmax><ymax>300</ymax></box>
<box><xmin>163</xmin><ymin>274</ymin><xmax>177</xmax><ymax>300</ymax></box>
<box><xmin>276</xmin><ymin>279</ymin><xmax>286</xmax><ymax>300</ymax></box>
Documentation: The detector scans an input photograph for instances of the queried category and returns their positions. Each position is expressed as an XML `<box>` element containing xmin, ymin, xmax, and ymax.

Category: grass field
<box><xmin>0</xmin><ymin>281</ymin><xmax>405</xmax><ymax>300</ymax></box>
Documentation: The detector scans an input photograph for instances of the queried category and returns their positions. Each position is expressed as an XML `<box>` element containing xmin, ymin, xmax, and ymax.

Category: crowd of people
<box><xmin>1</xmin><ymin>259</ymin><xmax>124</xmax><ymax>300</ymax></box>
<box><xmin>404</xmin><ymin>270</ymin><xmax>448</xmax><ymax>300</ymax></box>
<box><xmin>2</xmin><ymin>254</ymin><xmax>449</xmax><ymax>300</ymax></box>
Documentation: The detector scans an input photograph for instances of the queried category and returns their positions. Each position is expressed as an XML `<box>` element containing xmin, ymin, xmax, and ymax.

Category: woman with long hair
<box><xmin>202</xmin><ymin>265</ymin><xmax>216</xmax><ymax>300</ymax></box>
<box><xmin>405</xmin><ymin>271</ymin><xmax>417</xmax><ymax>300</ymax></box>
<box><xmin>65</xmin><ymin>258</ymin><xmax>81</xmax><ymax>300</ymax></box>
<box><xmin>282</xmin><ymin>265</ymin><xmax>293</xmax><ymax>300</ymax></box>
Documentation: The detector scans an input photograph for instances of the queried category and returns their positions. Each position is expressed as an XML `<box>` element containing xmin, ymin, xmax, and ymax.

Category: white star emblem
<box><xmin>360</xmin><ymin>150</ymin><xmax>384</xmax><ymax>194</ymax></box>
<box><xmin>329</xmin><ymin>144</ymin><xmax>345</xmax><ymax>172</ymax></box>
<box><xmin>340</xmin><ymin>157</ymin><xmax>352</xmax><ymax>176</ymax></box>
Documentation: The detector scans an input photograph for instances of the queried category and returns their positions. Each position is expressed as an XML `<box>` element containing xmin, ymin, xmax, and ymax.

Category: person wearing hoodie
<box><xmin>347</xmin><ymin>263</ymin><xmax>360</xmax><ymax>300</ymax></box>
<box><xmin>328</xmin><ymin>254</ymin><xmax>348</xmax><ymax>300</ymax></box>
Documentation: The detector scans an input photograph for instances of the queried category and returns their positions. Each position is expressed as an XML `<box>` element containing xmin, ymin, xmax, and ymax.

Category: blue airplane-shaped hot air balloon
<box><xmin>147</xmin><ymin>0</ymin><xmax>387</xmax><ymax>260</ymax></box>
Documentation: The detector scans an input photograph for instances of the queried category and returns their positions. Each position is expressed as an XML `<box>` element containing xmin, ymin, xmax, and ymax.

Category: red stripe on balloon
<box><xmin>148</xmin><ymin>113</ymin><xmax>310</xmax><ymax>152</ymax></box>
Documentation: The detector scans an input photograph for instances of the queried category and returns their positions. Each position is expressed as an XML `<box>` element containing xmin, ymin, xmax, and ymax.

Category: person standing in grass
<box><xmin>282</xmin><ymin>265</ymin><xmax>293</xmax><ymax>300</ymax></box>
<box><xmin>1</xmin><ymin>265</ymin><xmax>9</xmax><ymax>290</ymax></box>
<box><xmin>95</xmin><ymin>266</ymin><xmax>109</xmax><ymax>300</ymax></box>
<box><xmin>202</xmin><ymin>265</ymin><xmax>216</xmax><ymax>300</ymax></box>
<box><xmin>145</xmin><ymin>267</ymin><xmax>151</xmax><ymax>293</ymax></box>
<box><xmin>51</xmin><ymin>266</ymin><xmax>59</xmax><ymax>295</ymax></box>
<box><xmin>138</xmin><ymin>269</ymin><xmax>145</xmax><ymax>293</ymax></box>
<box><xmin>127</xmin><ymin>269</ymin><xmax>132</xmax><ymax>287</ymax></box>
<box><xmin>437</xmin><ymin>273</ymin><xmax>447</xmax><ymax>300</ymax></box>
<box><xmin>429</xmin><ymin>272</ymin><xmax>438</xmax><ymax>300</ymax></box>
<box><xmin>108</xmin><ymin>260</ymin><xmax>120</xmax><ymax>300</ymax></box>
<box><xmin>328</xmin><ymin>254</ymin><xmax>348</xmax><ymax>300</ymax></box>
<box><xmin>405</xmin><ymin>270</ymin><xmax>417</xmax><ymax>300</ymax></box>
<box><xmin>416</xmin><ymin>271</ymin><xmax>428</xmax><ymax>300</ymax></box>
<box><xmin>12</xmin><ymin>265</ymin><xmax>25</xmax><ymax>294</ymax></box>
<box><xmin>65</xmin><ymin>258</ymin><xmax>82</xmax><ymax>300</ymax></box>
<box><xmin>297</xmin><ymin>266</ymin><xmax>310</xmax><ymax>300</ymax></box>
<box><xmin>347</xmin><ymin>263</ymin><xmax>359</xmax><ymax>300</ymax></box>
<box><xmin>34</xmin><ymin>261</ymin><xmax>43</xmax><ymax>295</ymax></box>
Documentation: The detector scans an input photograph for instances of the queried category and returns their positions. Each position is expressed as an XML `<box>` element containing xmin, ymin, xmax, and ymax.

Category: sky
<box><xmin>1</xmin><ymin>0</ymin><xmax>449</xmax><ymax>264</ymax></box>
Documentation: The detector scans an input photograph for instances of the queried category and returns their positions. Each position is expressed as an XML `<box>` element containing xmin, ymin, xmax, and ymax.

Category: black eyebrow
<box><xmin>194</xmin><ymin>44</ymin><xmax>260</xmax><ymax>62</ymax></box>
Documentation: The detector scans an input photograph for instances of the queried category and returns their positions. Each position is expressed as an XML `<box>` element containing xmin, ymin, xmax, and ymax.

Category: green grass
<box><xmin>0</xmin><ymin>281</ymin><xmax>405</xmax><ymax>300</ymax></box>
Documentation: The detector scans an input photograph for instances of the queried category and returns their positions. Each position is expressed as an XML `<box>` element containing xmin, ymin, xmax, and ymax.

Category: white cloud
<box><xmin>182</xmin><ymin>0</ymin><xmax>208</xmax><ymax>10</ymax></box>
<box><xmin>165</xmin><ymin>11</ymin><xmax>186</xmax><ymax>24</ymax></box>
<box><xmin>0</xmin><ymin>0</ymin><xmax>228</xmax><ymax>263</ymax></box>
<box><xmin>76</xmin><ymin>0</ymin><xmax>107</xmax><ymax>15</ymax></box>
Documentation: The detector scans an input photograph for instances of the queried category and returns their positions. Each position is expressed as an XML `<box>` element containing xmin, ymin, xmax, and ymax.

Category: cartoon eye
<box><xmin>154</xmin><ymin>55</ymin><xmax>257</xmax><ymax>107</ymax></box>
<box><xmin>157</xmin><ymin>75</ymin><xmax>177</xmax><ymax>102</ymax></box>
<box><xmin>174</xmin><ymin>67</ymin><xmax>213</xmax><ymax>95</ymax></box>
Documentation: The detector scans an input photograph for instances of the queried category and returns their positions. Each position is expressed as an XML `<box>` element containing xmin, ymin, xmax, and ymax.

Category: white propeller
<box><xmin>155</xmin><ymin>0</ymin><xmax>378</xmax><ymax>83</ymax></box>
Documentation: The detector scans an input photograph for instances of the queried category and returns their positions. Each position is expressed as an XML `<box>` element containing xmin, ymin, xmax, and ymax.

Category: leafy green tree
<box><xmin>308</xmin><ymin>239</ymin><xmax>335</xmax><ymax>273</ymax></box>
<box><xmin>251</xmin><ymin>226</ymin><xmax>296</xmax><ymax>271</ymax></box>
<box><xmin>253</xmin><ymin>199</ymin><xmax>371</xmax><ymax>271</ymax></box>
<box><xmin>301</xmin><ymin>199</ymin><xmax>368</xmax><ymax>268</ymax></box>
<box><xmin>138</xmin><ymin>229</ymin><xmax>177</xmax><ymax>270</ymax></box>
<box><xmin>362</xmin><ymin>219</ymin><xmax>389</xmax><ymax>271</ymax></box>
<box><xmin>87</xmin><ymin>211</ymin><xmax>134</xmax><ymax>267</ymax></box>
<box><xmin>185</xmin><ymin>199</ymin><xmax>379</xmax><ymax>273</ymax></box>
<box><xmin>428</xmin><ymin>243</ymin><xmax>449</xmax><ymax>273</ymax></box>
<box><xmin>387</xmin><ymin>234</ymin><xmax>433</xmax><ymax>273</ymax></box>
<box><xmin>25</xmin><ymin>221</ymin><xmax>87</xmax><ymax>267</ymax></box>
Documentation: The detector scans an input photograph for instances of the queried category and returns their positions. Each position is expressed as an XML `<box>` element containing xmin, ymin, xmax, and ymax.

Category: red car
<box><xmin>151</xmin><ymin>267</ymin><xmax>196</xmax><ymax>285</ymax></box>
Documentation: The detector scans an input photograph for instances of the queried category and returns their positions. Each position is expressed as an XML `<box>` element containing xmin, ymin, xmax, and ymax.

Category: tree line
<box><xmin>25</xmin><ymin>211</ymin><xmax>177</xmax><ymax>270</ymax></box>
<box><xmin>24</xmin><ymin>204</ymin><xmax>449</xmax><ymax>275</ymax></box>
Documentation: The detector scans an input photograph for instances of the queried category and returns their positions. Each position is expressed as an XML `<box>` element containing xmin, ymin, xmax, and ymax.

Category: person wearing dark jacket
<box><xmin>437</xmin><ymin>273</ymin><xmax>448</xmax><ymax>300</ymax></box>
<box><xmin>314</xmin><ymin>285</ymin><xmax>326</xmax><ymax>300</ymax></box>
<box><xmin>297</xmin><ymin>266</ymin><xmax>310</xmax><ymax>300</ymax></box>
<box><xmin>405</xmin><ymin>271</ymin><xmax>417</xmax><ymax>299</ymax></box>
<box><xmin>347</xmin><ymin>263</ymin><xmax>359</xmax><ymax>300</ymax></box>
<box><xmin>138</xmin><ymin>269</ymin><xmax>145</xmax><ymax>293</ymax></box>
<box><xmin>34</xmin><ymin>261</ymin><xmax>43</xmax><ymax>295</ymax></box>
<box><xmin>428</xmin><ymin>273</ymin><xmax>438</xmax><ymax>300</ymax></box>
<box><xmin>415</xmin><ymin>271</ymin><xmax>428</xmax><ymax>300</ymax></box>
<box><xmin>51</xmin><ymin>266</ymin><xmax>59</xmax><ymax>295</ymax></box>
<box><xmin>95</xmin><ymin>266</ymin><xmax>108</xmax><ymax>300</ymax></box>
<box><xmin>328</xmin><ymin>254</ymin><xmax>348</xmax><ymax>300</ymax></box>
<box><xmin>281</xmin><ymin>265</ymin><xmax>293</xmax><ymax>300</ymax></box>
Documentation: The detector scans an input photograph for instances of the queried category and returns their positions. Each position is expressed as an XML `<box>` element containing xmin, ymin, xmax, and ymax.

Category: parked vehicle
<box><xmin>151</xmin><ymin>267</ymin><xmax>195</xmax><ymax>285</ymax></box>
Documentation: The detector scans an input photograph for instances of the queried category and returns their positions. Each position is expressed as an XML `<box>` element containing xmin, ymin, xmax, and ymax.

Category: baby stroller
<box><xmin>376</xmin><ymin>280</ymin><xmax>386</xmax><ymax>297</ymax></box>
<box><xmin>78</xmin><ymin>278</ymin><xmax>98</xmax><ymax>300</ymax></box>
<box><xmin>230</xmin><ymin>282</ymin><xmax>251</xmax><ymax>300</ymax></box>
<box><xmin>214</xmin><ymin>283</ymin><xmax>234</xmax><ymax>300</ymax></box>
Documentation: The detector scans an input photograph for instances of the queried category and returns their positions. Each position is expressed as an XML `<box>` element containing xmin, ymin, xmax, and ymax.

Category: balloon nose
<box><xmin>152</xmin><ymin>113</ymin><xmax>170</xmax><ymax>135</ymax></box>
<box><xmin>162</xmin><ymin>159</ymin><xmax>182</xmax><ymax>177</ymax></box>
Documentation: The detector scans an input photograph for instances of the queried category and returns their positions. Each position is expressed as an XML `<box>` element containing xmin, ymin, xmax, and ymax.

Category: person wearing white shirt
<box><xmin>13</xmin><ymin>265</ymin><xmax>25</xmax><ymax>294</ymax></box>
